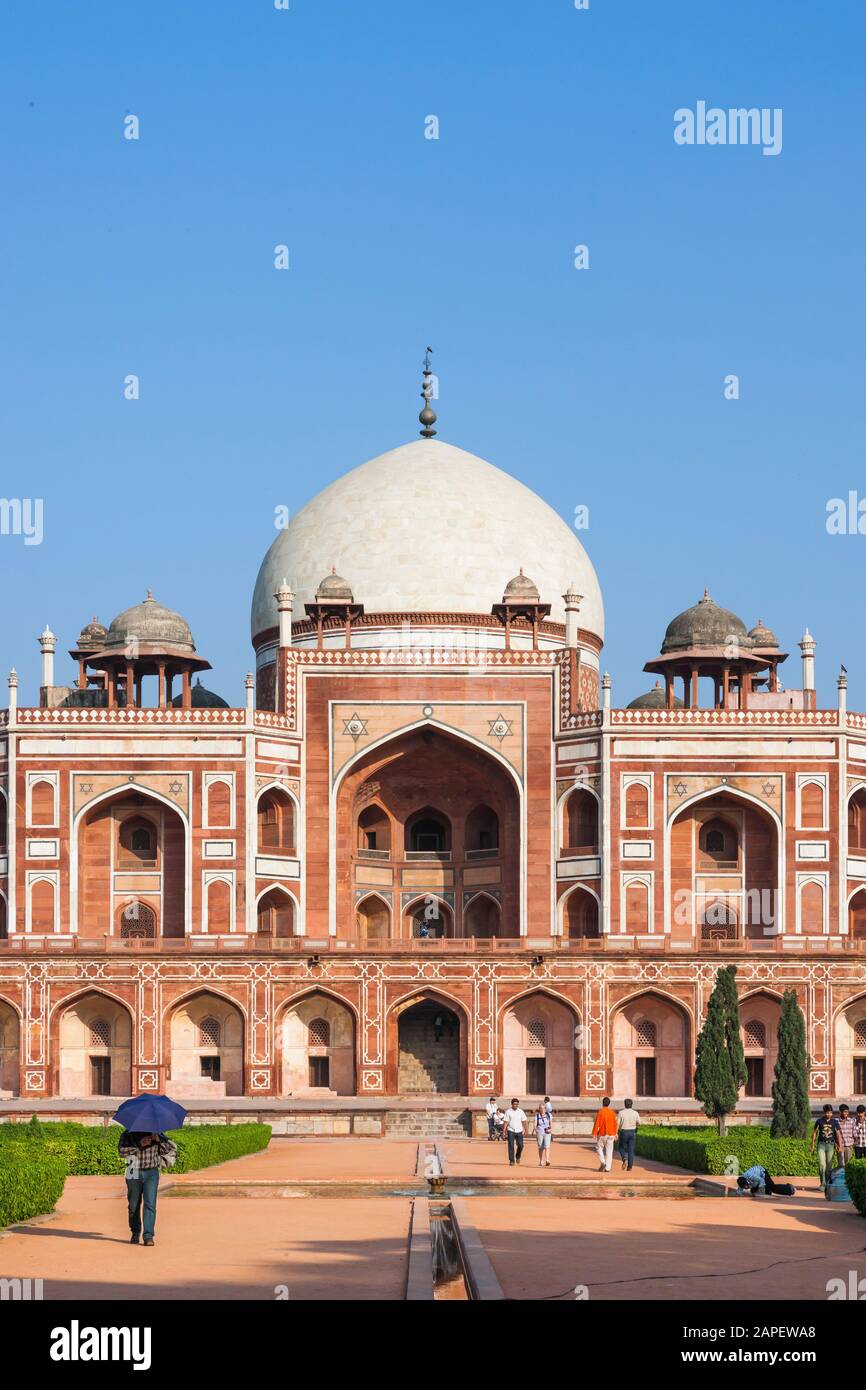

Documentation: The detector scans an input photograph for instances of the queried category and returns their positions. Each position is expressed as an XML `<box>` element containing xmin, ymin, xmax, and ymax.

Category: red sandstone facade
<box><xmin>1</xmin><ymin>441</ymin><xmax>865</xmax><ymax>1109</ymax></box>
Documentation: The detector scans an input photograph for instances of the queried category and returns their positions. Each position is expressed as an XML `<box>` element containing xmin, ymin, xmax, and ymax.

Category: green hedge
<box><xmin>0</xmin><ymin>1145</ymin><xmax>66</xmax><ymax>1227</ymax></box>
<box><xmin>846</xmin><ymin>1158</ymin><xmax>866</xmax><ymax>1216</ymax></box>
<box><xmin>635</xmin><ymin>1125</ymin><xmax>815</xmax><ymax>1176</ymax></box>
<box><xmin>0</xmin><ymin>1120</ymin><xmax>271</xmax><ymax>1178</ymax></box>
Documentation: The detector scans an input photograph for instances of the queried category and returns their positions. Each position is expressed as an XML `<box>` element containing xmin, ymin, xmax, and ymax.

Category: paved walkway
<box><xmin>0</xmin><ymin>1173</ymin><xmax>411</xmax><ymax>1300</ymax></box>
<box><xmin>0</xmin><ymin>1137</ymin><xmax>854</xmax><ymax>1301</ymax></box>
<box><xmin>462</xmin><ymin>1186</ymin><xmax>863</xmax><ymax>1300</ymax></box>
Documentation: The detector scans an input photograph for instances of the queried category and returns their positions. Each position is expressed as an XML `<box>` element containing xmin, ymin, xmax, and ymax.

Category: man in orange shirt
<box><xmin>592</xmin><ymin>1096</ymin><xmax>618</xmax><ymax>1172</ymax></box>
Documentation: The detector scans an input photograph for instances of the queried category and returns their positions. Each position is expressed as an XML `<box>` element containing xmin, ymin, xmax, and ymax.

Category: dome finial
<box><xmin>703</xmin><ymin>587</ymin><xmax>710</xmax><ymax>600</ymax></box>
<box><xmin>419</xmin><ymin>346</ymin><xmax>437</xmax><ymax>438</ymax></box>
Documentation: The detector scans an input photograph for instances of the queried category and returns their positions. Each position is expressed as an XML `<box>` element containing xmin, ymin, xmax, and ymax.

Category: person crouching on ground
<box><xmin>735</xmin><ymin>1164</ymin><xmax>795</xmax><ymax>1198</ymax></box>
<box><xmin>503</xmin><ymin>1098</ymin><xmax>528</xmax><ymax>1166</ymax></box>
<box><xmin>535</xmin><ymin>1100</ymin><xmax>552</xmax><ymax>1168</ymax></box>
<box><xmin>592</xmin><ymin>1097</ymin><xmax>618</xmax><ymax>1172</ymax></box>
<box><xmin>119</xmin><ymin>1130</ymin><xmax>178</xmax><ymax>1246</ymax></box>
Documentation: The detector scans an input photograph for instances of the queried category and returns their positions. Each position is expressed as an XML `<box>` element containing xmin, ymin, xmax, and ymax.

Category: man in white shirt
<box><xmin>503</xmin><ymin>1098</ymin><xmax>528</xmax><ymax>1166</ymax></box>
<box><xmin>485</xmin><ymin>1096</ymin><xmax>498</xmax><ymax>1141</ymax></box>
<box><xmin>617</xmin><ymin>1098</ymin><xmax>640</xmax><ymax>1172</ymax></box>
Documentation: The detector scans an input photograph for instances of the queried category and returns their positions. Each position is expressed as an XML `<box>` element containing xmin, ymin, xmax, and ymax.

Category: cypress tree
<box><xmin>771</xmin><ymin>989</ymin><xmax>811</xmax><ymax>1138</ymax></box>
<box><xmin>694</xmin><ymin>966</ymin><xmax>746</xmax><ymax>1136</ymax></box>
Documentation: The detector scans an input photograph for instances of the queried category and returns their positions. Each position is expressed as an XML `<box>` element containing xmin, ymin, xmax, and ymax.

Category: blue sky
<box><xmin>1</xmin><ymin>0</ymin><xmax>864</xmax><ymax>707</ymax></box>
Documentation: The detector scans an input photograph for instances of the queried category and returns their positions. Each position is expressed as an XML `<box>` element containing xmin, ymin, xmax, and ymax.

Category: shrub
<box><xmin>846</xmin><ymin>1158</ymin><xmax>866</xmax><ymax>1216</ymax></box>
<box><xmin>636</xmin><ymin>1124</ymin><xmax>815</xmax><ymax>1176</ymax></box>
<box><xmin>0</xmin><ymin>1145</ymin><xmax>66</xmax><ymax>1227</ymax></box>
<box><xmin>0</xmin><ymin>1120</ymin><xmax>271</xmax><ymax>1176</ymax></box>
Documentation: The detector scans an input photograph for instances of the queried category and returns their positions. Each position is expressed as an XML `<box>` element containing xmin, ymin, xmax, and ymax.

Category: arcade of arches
<box><xmin>2</xmin><ymin>985</ymin><xmax>866</xmax><ymax>1099</ymax></box>
<box><xmin>337</xmin><ymin>727</ymin><xmax>519</xmax><ymax>939</ymax></box>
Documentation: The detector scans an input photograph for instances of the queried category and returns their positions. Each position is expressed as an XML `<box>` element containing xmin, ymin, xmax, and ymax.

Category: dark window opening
<box><xmin>90</xmin><ymin>1057</ymin><xmax>111</xmax><ymax>1096</ymax></box>
<box><xmin>636</xmin><ymin>1057</ymin><xmax>656</xmax><ymax>1097</ymax></box>
<box><xmin>745</xmin><ymin>1057</ymin><xmax>765</xmax><ymax>1097</ymax></box>
<box><xmin>309</xmin><ymin>1056</ymin><xmax>330</xmax><ymax>1088</ymax></box>
<box><xmin>200</xmin><ymin>1055</ymin><xmax>221</xmax><ymax>1081</ymax></box>
<box><xmin>526</xmin><ymin>1057</ymin><xmax>546</xmax><ymax>1094</ymax></box>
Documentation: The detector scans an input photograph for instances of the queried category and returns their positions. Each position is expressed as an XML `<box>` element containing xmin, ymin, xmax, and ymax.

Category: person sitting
<box><xmin>493</xmin><ymin>1108</ymin><xmax>507</xmax><ymax>1141</ymax></box>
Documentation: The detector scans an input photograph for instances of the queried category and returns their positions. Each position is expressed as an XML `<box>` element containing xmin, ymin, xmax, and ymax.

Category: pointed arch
<box><xmin>611</xmin><ymin>988</ymin><xmax>692</xmax><ymax>1098</ymax></box>
<box><xmin>166</xmin><ymin>987</ymin><xmax>246</xmax><ymax>1096</ymax></box>
<box><xmin>355</xmin><ymin>892</ymin><xmax>392</xmax><ymax>941</ymax></box>
<box><xmin>388</xmin><ymin>987</ymin><xmax>469</xmax><ymax>1095</ymax></box>
<box><xmin>401</xmin><ymin>893</ymin><xmax>452</xmax><ymax>940</ymax></box>
<box><xmin>72</xmin><ymin>785</ymin><xmax>190</xmax><ymax>938</ymax></box>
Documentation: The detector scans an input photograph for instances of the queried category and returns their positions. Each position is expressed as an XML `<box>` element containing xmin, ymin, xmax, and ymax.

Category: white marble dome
<box><xmin>251</xmin><ymin>439</ymin><xmax>604</xmax><ymax>643</ymax></box>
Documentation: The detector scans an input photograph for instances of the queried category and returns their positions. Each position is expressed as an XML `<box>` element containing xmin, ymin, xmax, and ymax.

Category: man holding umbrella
<box><xmin>114</xmin><ymin>1094</ymin><xmax>186</xmax><ymax>1247</ymax></box>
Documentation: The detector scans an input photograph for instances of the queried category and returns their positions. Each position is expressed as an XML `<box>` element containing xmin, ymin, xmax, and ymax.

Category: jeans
<box><xmin>487</xmin><ymin>1115</ymin><xmax>496</xmax><ymax>1140</ymax></box>
<box><xmin>126</xmin><ymin>1169</ymin><xmax>160</xmax><ymax>1238</ymax></box>
<box><xmin>816</xmin><ymin>1140</ymin><xmax>838</xmax><ymax>1189</ymax></box>
<box><xmin>507</xmin><ymin>1130</ymin><xmax>524</xmax><ymax>1164</ymax></box>
<box><xmin>618</xmin><ymin>1130</ymin><xmax>637</xmax><ymax>1170</ymax></box>
<box><xmin>596</xmin><ymin>1135</ymin><xmax>615</xmax><ymax>1171</ymax></box>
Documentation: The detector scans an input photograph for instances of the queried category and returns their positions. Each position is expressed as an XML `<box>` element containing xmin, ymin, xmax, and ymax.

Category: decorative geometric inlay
<box><xmin>761</xmin><ymin>781</ymin><xmax>777</xmax><ymax>797</ymax></box>
<box><xmin>487</xmin><ymin>713</ymin><xmax>513</xmax><ymax>743</ymax></box>
<box><xmin>422</xmin><ymin>705</ymin><xmax>434</xmax><ymax>718</ymax></box>
<box><xmin>25</xmin><ymin>1071</ymin><xmax>45</xmax><ymax>1090</ymax></box>
<box><xmin>342</xmin><ymin>712</ymin><xmax>369</xmax><ymax>742</ymax></box>
<box><xmin>137</xmin><ymin>1070</ymin><xmax>159</xmax><ymax>1090</ymax></box>
<box><xmin>168</xmin><ymin>780</ymin><xmax>184</xmax><ymax>795</ymax></box>
<box><xmin>474</xmin><ymin>1070</ymin><xmax>494</xmax><ymax>1091</ymax></box>
<box><xmin>250</xmin><ymin>1069</ymin><xmax>271</xmax><ymax>1090</ymax></box>
<box><xmin>584</xmin><ymin>1069</ymin><xmax>606</xmax><ymax>1091</ymax></box>
<box><xmin>673</xmin><ymin>782</ymin><xmax>688</xmax><ymax>797</ymax></box>
<box><xmin>79</xmin><ymin>782</ymin><xmax>93</xmax><ymax>794</ymax></box>
<box><xmin>810</xmin><ymin>1070</ymin><xmax>830</xmax><ymax>1091</ymax></box>
<box><xmin>362</xmin><ymin>1069</ymin><xmax>383</xmax><ymax>1090</ymax></box>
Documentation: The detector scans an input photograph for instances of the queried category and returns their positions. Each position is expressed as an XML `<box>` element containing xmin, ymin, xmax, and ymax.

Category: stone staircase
<box><xmin>385</xmin><ymin>1109</ymin><xmax>471</xmax><ymax>1138</ymax></box>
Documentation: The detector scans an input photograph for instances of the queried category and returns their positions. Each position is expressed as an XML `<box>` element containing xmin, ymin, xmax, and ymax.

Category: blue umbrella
<box><xmin>113</xmin><ymin>1094</ymin><xmax>187</xmax><ymax>1133</ymax></box>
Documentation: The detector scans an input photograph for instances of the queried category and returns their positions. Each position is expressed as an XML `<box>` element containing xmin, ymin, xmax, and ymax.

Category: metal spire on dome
<box><xmin>418</xmin><ymin>347</ymin><xmax>437</xmax><ymax>438</ymax></box>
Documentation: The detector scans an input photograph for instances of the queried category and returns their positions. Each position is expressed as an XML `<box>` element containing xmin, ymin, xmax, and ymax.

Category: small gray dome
<box><xmin>171</xmin><ymin>678</ymin><xmax>228</xmax><ymax>709</ymax></box>
<box><xmin>315</xmin><ymin>569</ymin><xmax>354</xmax><ymax>602</ymax></box>
<box><xmin>661</xmin><ymin>590</ymin><xmax>750</xmax><ymax>654</ymax></box>
<box><xmin>627</xmin><ymin>680</ymin><xmax>684</xmax><ymax>710</ymax></box>
<box><xmin>75</xmin><ymin>616</ymin><xmax>108</xmax><ymax>649</ymax></box>
<box><xmin>502</xmin><ymin>568</ymin><xmax>540</xmax><ymax>604</ymax></box>
<box><xmin>104</xmin><ymin>592</ymin><xmax>194</xmax><ymax>651</ymax></box>
<box><xmin>748</xmin><ymin>619</ymin><xmax>778</xmax><ymax>648</ymax></box>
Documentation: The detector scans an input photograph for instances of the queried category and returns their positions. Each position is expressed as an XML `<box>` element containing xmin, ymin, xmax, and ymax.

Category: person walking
<box><xmin>119</xmin><ymin>1130</ymin><xmax>178</xmax><ymax>1246</ymax></box>
<box><xmin>810</xmin><ymin>1105</ymin><xmax>841</xmax><ymax>1191</ymax></box>
<box><xmin>837</xmin><ymin>1104</ymin><xmax>856</xmax><ymax>1165</ymax></box>
<box><xmin>535</xmin><ymin>1100</ymin><xmax>552</xmax><ymax>1168</ymax></box>
<box><xmin>617</xmin><ymin>1098</ymin><xmax>640</xmax><ymax>1172</ymax></box>
<box><xmin>503</xmin><ymin>1098</ymin><xmax>528</xmax><ymax>1166</ymax></box>
<box><xmin>592</xmin><ymin>1096</ymin><xmax>618</xmax><ymax>1172</ymax></box>
<box><xmin>853</xmin><ymin>1105</ymin><xmax>866</xmax><ymax>1159</ymax></box>
<box><xmin>485</xmin><ymin>1096</ymin><xmax>498</xmax><ymax>1141</ymax></box>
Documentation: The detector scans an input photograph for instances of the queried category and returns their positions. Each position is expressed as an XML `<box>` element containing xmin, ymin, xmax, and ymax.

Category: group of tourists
<box><xmin>810</xmin><ymin>1102</ymin><xmax>866</xmax><ymax>1189</ymax></box>
<box><xmin>485</xmin><ymin>1096</ymin><xmax>554</xmax><ymax>1166</ymax></box>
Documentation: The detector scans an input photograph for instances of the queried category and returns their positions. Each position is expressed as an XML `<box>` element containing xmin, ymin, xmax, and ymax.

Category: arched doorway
<box><xmin>463</xmin><ymin>894</ymin><xmax>500</xmax><ymax>938</ymax></box>
<box><xmin>0</xmin><ymin>1000</ymin><xmax>20</xmax><ymax>1095</ymax></box>
<box><xmin>336</xmin><ymin>726</ymin><xmax>520</xmax><ymax>939</ymax></box>
<box><xmin>563</xmin><ymin>886</ymin><xmax>599</xmax><ymax>939</ymax></box>
<box><xmin>168</xmin><ymin>991</ymin><xmax>244</xmax><ymax>1096</ymax></box>
<box><xmin>502</xmin><ymin>992</ymin><xmax>579</xmax><ymax>1097</ymax></box>
<box><xmin>256</xmin><ymin>887</ymin><xmax>295</xmax><ymax>937</ymax></box>
<box><xmin>356</xmin><ymin>893</ymin><xmax>391</xmax><ymax>940</ymax></box>
<box><xmin>669</xmin><ymin>791</ymin><xmax>778</xmax><ymax>942</ymax></box>
<box><xmin>562</xmin><ymin>788</ymin><xmax>599</xmax><ymax>855</ymax></box>
<box><xmin>280</xmin><ymin>993</ymin><xmax>355</xmax><ymax>1096</ymax></box>
<box><xmin>612</xmin><ymin>993</ymin><xmax>689</xmax><ymax>1097</ymax></box>
<box><xmin>849</xmin><ymin>889</ymin><xmax>866</xmax><ymax>940</ymax></box>
<box><xmin>77</xmin><ymin>790</ymin><xmax>186</xmax><ymax>938</ymax></box>
<box><xmin>57</xmin><ymin>992</ymin><xmax>132</xmax><ymax>1098</ymax></box>
<box><xmin>403</xmin><ymin>897</ymin><xmax>453</xmax><ymax>939</ymax></box>
<box><xmin>396</xmin><ymin>998</ymin><xmax>463</xmax><ymax>1093</ymax></box>
<box><xmin>834</xmin><ymin>996</ymin><xmax>866</xmax><ymax>1097</ymax></box>
<box><xmin>739</xmin><ymin>993</ymin><xmax>782</xmax><ymax>1097</ymax></box>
